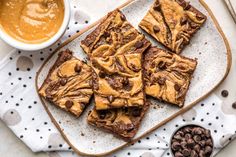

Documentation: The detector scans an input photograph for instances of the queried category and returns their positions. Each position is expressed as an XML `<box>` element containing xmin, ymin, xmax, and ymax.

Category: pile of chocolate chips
<box><xmin>171</xmin><ymin>125</ymin><xmax>213</xmax><ymax>157</ymax></box>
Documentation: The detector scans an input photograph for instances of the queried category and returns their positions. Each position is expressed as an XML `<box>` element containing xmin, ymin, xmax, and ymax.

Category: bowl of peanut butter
<box><xmin>0</xmin><ymin>0</ymin><xmax>70</xmax><ymax>51</ymax></box>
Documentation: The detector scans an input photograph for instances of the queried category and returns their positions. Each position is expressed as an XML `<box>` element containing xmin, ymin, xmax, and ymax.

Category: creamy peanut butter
<box><xmin>0</xmin><ymin>0</ymin><xmax>64</xmax><ymax>44</ymax></box>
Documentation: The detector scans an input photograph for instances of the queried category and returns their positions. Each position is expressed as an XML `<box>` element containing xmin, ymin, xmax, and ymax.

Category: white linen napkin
<box><xmin>0</xmin><ymin>0</ymin><xmax>235</xmax><ymax>157</ymax></box>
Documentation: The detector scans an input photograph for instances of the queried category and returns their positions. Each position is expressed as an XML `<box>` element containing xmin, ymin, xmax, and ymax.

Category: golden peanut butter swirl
<box><xmin>81</xmin><ymin>10</ymin><xmax>151</xmax><ymax>110</ymax></box>
<box><xmin>39</xmin><ymin>50</ymin><xmax>93</xmax><ymax>117</ymax></box>
<box><xmin>139</xmin><ymin>0</ymin><xmax>207</xmax><ymax>54</ymax></box>
<box><xmin>87</xmin><ymin>101</ymin><xmax>150</xmax><ymax>140</ymax></box>
<box><xmin>144</xmin><ymin>47</ymin><xmax>197</xmax><ymax>107</ymax></box>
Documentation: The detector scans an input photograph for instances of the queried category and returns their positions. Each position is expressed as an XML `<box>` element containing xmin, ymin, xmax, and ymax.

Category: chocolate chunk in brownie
<box><xmin>87</xmin><ymin>101</ymin><xmax>150</xmax><ymax>140</ymax></box>
<box><xmin>143</xmin><ymin>47</ymin><xmax>197</xmax><ymax>107</ymax></box>
<box><xmin>139</xmin><ymin>0</ymin><xmax>207</xmax><ymax>54</ymax></box>
<box><xmin>39</xmin><ymin>49</ymin><xmax>93</xmax><ymax>117</ymax></box>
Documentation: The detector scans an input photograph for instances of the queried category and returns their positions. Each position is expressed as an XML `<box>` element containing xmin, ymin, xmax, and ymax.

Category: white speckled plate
<box><xmin>36</xmin><ymin>0</ymin><xmax>231</xmax><ymax>156</ymax></box>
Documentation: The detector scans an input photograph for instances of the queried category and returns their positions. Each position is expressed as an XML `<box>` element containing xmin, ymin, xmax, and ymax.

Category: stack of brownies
<box><xmin>39</xmin><ymin>0</ymin><xmax>206</xmax><ymax>140</ymax></box>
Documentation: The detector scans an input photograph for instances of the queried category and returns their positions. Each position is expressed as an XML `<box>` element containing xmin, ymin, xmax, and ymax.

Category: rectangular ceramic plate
<box><xmin>36</xmin><ymin>0</ymin><xmax>231</xmax><ymax>156</ymax></box>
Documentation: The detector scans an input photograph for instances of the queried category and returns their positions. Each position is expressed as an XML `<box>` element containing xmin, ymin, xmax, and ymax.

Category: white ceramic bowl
<box><xmin>0</xmin><ymin>0</ymin><xmax>70</xmax><ymax>51</ymax></box>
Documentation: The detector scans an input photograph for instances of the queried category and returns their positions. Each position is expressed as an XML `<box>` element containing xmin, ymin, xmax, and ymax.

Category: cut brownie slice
<box><xmin>81</xmin><ymin>10</ymin><xmax>151</xmax><ymax>110</ymax></box>
<box><xmin>91</xmin><ymin>52</ymin><xmax>146</xmax><ymax>110</ymax></box>
<box><xmin>39</xmin><ymin>50</ymin><xmax>93</xmax><ymax>117</ymax></box>
<box><xmin>87</xmin><ymin>101</ymin><xmax>150</xmax><ymax>140</ymax></box>
<box><xmin>139</xmin><ymin>0</ymin><xmax>207</xmax><ymax>54</ymax></box>
<box><xmin>81</xmin><ymin>9</ymin><xmax>151</xmax><ymax>57</ymax></box>
<box><xmin>143</xmin><ymin>47</ymin><xmax>197</xmax><ymax>107</ymax></box>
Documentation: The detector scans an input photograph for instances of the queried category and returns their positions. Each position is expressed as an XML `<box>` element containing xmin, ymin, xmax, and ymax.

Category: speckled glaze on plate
<box><xmin>36</xmin><ymin>0</ymin><xmax>231</xmax><ymax>156</ymax></box>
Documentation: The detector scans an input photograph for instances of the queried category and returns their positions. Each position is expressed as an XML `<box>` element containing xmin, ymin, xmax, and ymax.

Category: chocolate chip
<box><xmin>177</xmin><ymin>130</ymin><xmax>185</xmax><ymax>136</ymax></box>
<box><xmin>153</xmin><ymin>25</ymin><xmax>160</xmax><ymax>33</ymax></box>
<box><xmin>180</xmin><ymin>17</ymin><xmax>187</xmax><ymax>25</ymax></box>
<box><xmin>221</xmin><ymin>90</ymin><xmax>228</xmax><ymax>97</ymax></box>
<box><xmin>126</xmin><ymin>123</ymin><xmax>134</xmax><ymax>132</ymax></box>
<box><xmin>183</xmin><ymin>127</ymin><xmax>191</xmax><ymax>133</ymax></box>
<box><xmin>180</xmin><ymin>141</ymin><xmax>187</xmax><ymax>149</ymax></box>
<box><xmin>120</xmin><ymin>13</ymin><xmax>126</xmax><ymax>21</ymax></box>
<box><xmin>199</xmin><ymin>150</ymin><xmax>205</xmax><ymax>157</ymax></box>
<box><xmin>80</xmin><ymin>103</ymin><xmax>85</xmax><ymax>109</ymax></box>
<box><xmin>174</xmin><ymin>84</ymin><xmax>181</xmax><ymax>91</ymax></box>
<box><xmin>172</xmin><ymin>142</ymin><xmax>181</xmax><ymax>151</ymax></box>
<box><xmin>98</xmin><ymin>111</ymin><xmax>106</xmax><ymax>119</ymax></box>
<box><xmin>185</xmin><ymin>133</ymin><xmax>192</xmax><ymax>141</ymax></box>
<box><xmin>192</xmin><ymin>127</ymin><xmax>202</xmax><ymax>135</ymax></box>
<box><xmin>158</xmin><ymin>77</ymin><xmax>166</xmax><ymax>85</ymax></box>
<box><xmin>65</xmin><ymin>100</ymin><xmax>73</xmax><ymax>109</ymax></box>
<box><xmin>74</xmin><ymin>64</ymin><xmax>81</xmax><ymax>73</ymax></box>
<box><xmin>182</xmin><ymin>149</ymin><xmax>191</xmax><ymax>156</ymax></box>
<box><xmin>108</xmin><ymin>95</ymin><xmax>114</xmax><ymax>103</ymax></box>
<box><xmin>175</xmin><ymin>152</ymin><xmax>184</xmax><ymax>157</ymax></box>
<box><xmin>190</xmin><ymin>150</ymin><xmax>198</xmax><ymax>157</ymax></box>
<box><xmin>135</xmin><ymin>41</ymin><xmax>143</xmax><ymax>49</ymax></box>
<box><xmin>132</xmin><ymin>108</ymin><xmax>141</xmax><ymax>117</ymax></box>
<box><xmin>193</xmin><ymin>135</ymin><xmax>201</xmax><ymax>143</ymax></box>
<box><xmin>176</xmin><ymin>0</ymin><xmax>185</xmax><ymax>5</ymax></box>
<box><xmin>187</xmin><ymin>139</ymin><xmax>195</xmax><ymax>148</ymax></box>
<box><xmin>206</xmin><ymin>139</ymin><xmax>213</xmax><ymax>146</ymax></box>
<box><xmin>98</xmin><ymin>71</ymin><xmax>106</xmax><ymax>78</ymax></box>
<box><xmin>123</xmin><ymin>77</ymin><xmax>129</xmax><ymax>86</ymax></box>
<box><xmin>199</xmin><ymin>140</ymin><xmax>206</xmax><ymax>147</ymax></box>
<box><xmin>60</xmin><ymin>78</ymin><xmax>67</xmax><ymax>86</ymax></box>
<box><xmin>103</xmin><ymin>32</ymin><xmax>110</xmax><ymax>38</ymax></box>
<box><xmin>153</xmin><ymin>0</ymin><xmax>161</xmax><ymax>11</ymax></box>
<box><xmin>45</xmin><ymin>88</ymin><xmax>52</xmax><ymax>99</ymax></box>
<box><xmin>174</xmin><ymin>134</ymin><xmax>183</xmax><ymax>141</ymax></box>
<box><xmin>205</xmin><ymin>129</ymin><xmax>211</xmax><ymax>138</ymax></box>
<box><xmin>130</xmin><ymin>63</ymin><xmax>140</xmax><ymax>72</ymax></box>
<box><xmin>190</xmin><ymin>22</ymin><xmax>199</xmax><ymax>29</ymax></box>
<box><xmin>157</xmin><ymin>61</ymin><xmax>166</xmax><ymax>70</ymax></box>
<box><xmin>232</xmin><ymin>102</ymin><xmax>236</xmax><ymax>109</ymax></box>
<box><xmin>205</xmin><ymin>146</ymin><xmax>212</xmax><ymax>155</ymax></box>
<box><xmin>177</xmin><ymin>0</ymin><xmax>190</xmax><ymax>10</ymax></box>
<box><xmin>196</xmin><ymin>14</ymin><xmax>205</xmax><ymax>21</ymax></box>
<box><xmin>150</xmin><ymin>62</ymin><xmax>156</xmax><ymax>69</ymax></box>
<box><xmin>193</xmin><ymin>144</ymin><xmax>201</xmax><ymax>153</ymax></box>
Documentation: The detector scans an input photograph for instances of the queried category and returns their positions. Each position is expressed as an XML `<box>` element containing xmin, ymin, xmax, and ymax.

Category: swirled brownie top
<box><xmin>87</xmin><ymin>101</ymin><xmax>150</xmax><ymax>140</ymax></box>
<box><xmin>81</xmin><ymin>10</ymin><xmax>151</xmax><ymax>110</ymax></box>
<box><xmin>139</xmin><ymin>0</ymin><xmax>206</xmax><ymax>54</ymax></box>
<box><xmin>81</xmin><ymin>10</ymin><xmax>151</xmax><ymax>57</ymax></box>
<box><xmin>39</xmin><ymin>50</ymin><xmax>93</xmax><ymax>117</ymax></box>
<box><xmin>143</xmin><ymin>47</ymin><xmax>197</xmax><ymax>107</ymax></box>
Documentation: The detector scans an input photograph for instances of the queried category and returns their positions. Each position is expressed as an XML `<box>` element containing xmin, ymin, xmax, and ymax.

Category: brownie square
<box><xmin>139</xmin><ymin>0</ymin><xmax>207</xmax><ymax>54</ymax></box>
<box><xmin>39</xmin><ymin>50</ymin><xmax>93</xmax><ymax>117</ymax></box>
<box><xmin>143</xmin><ymin>47</ymin><xmax>197</xmax><ymax>107</ymax></box>
<box><xmin>81</xmin><ymin>10</ymin><xmax>151</xmax><ymax>110</ymax></box>
<box><xmin>87</xmin><ymin>101</ymin><xmax>150</xmax><ymax>140</ymax></box>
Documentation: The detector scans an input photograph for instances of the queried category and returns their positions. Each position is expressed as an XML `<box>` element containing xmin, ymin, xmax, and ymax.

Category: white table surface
<box><xmin>0</xmin><ymin>0</ymin><xmax>236</xmax><ymax>156</ymax></box>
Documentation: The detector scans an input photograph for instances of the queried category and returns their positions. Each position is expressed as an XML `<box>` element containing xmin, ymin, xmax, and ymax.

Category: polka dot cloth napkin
<box><xmin>0</xmin><ymin>1</ymin><xmax>236</xmax><ymax>157</ymax></box>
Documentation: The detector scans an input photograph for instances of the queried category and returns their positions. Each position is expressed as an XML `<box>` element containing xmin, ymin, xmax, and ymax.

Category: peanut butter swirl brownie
<box><xmin>144</xmin><ymin>47</ymin><xmax>197</xmax><ymax>107</ymax></box>
<box><xmin>139</xmin><ymin>0</ymin><xmax>207</xmax><ymax>54</ymax></box>
<box><xmin>39</xmin><ymin>50</ymin><xmax>93</xmax><ymax>117</ymax></box>
<box><xmin>87</xmin><ymin>101</ymin><xmax>150</xmax><ymax>140</ymax></box>
<box><xmin>81</xmin><ymin>10</ymin><xmax>151</xmax><ymax>110</ymax></box>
